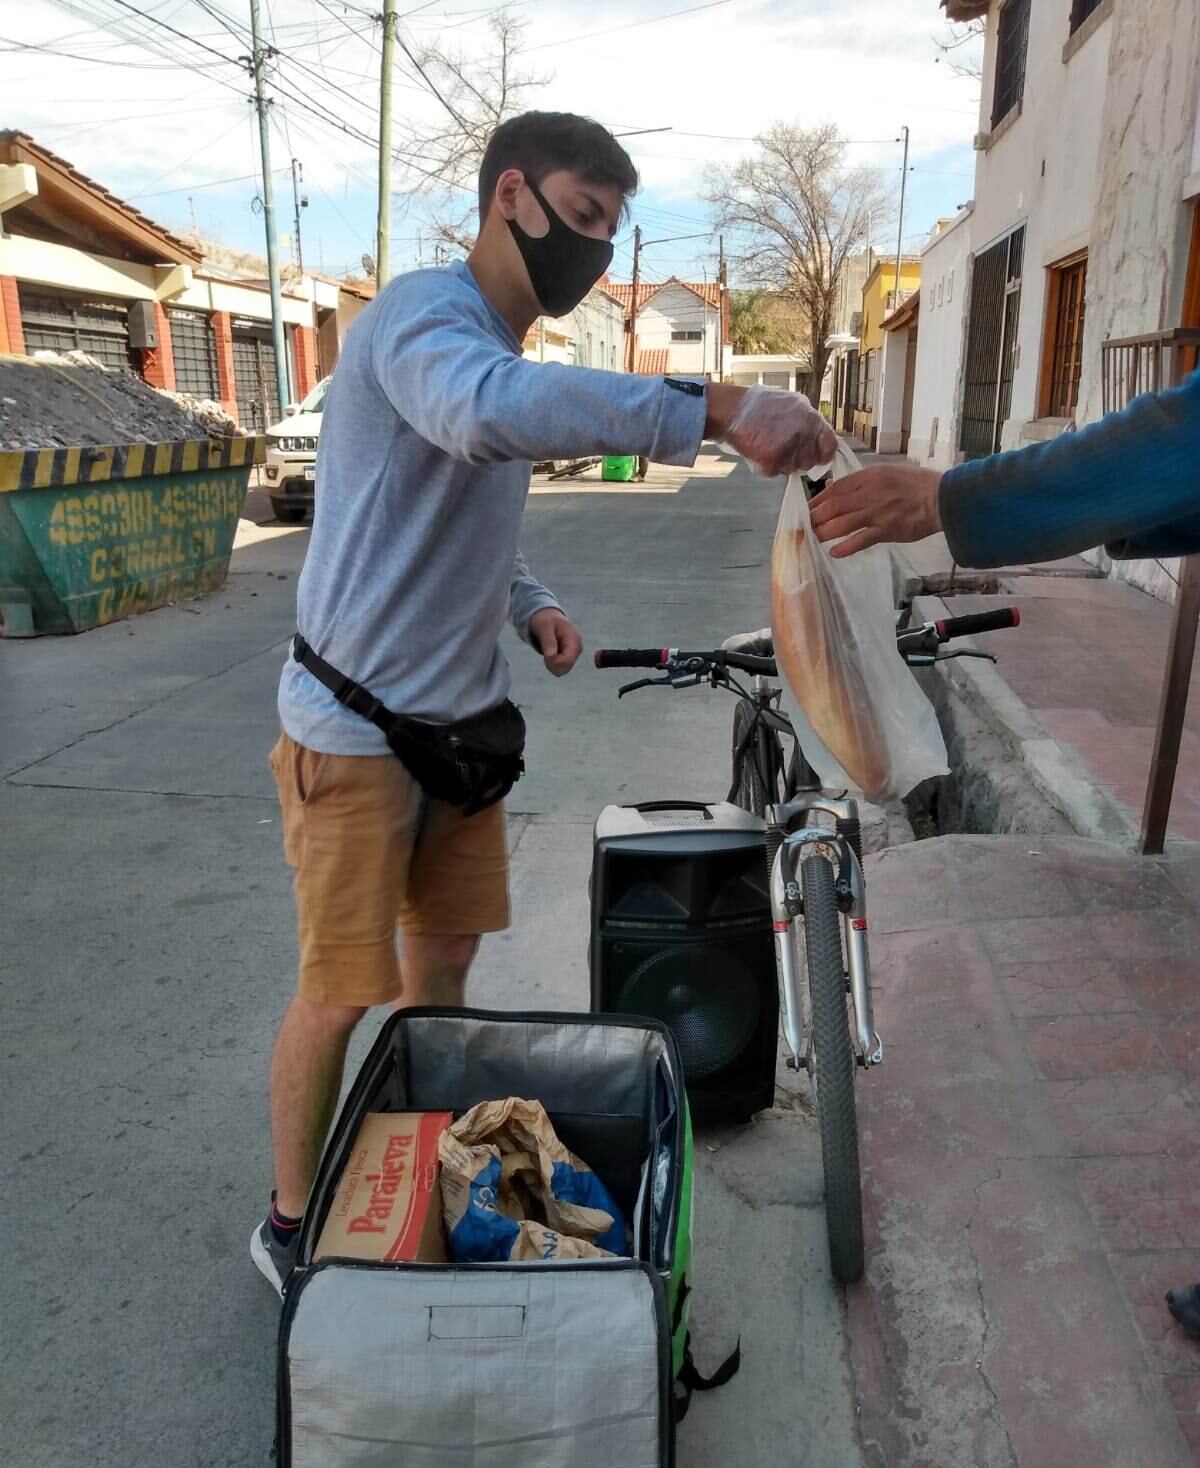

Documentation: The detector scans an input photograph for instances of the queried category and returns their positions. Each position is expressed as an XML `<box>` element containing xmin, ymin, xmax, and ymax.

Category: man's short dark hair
<box><xmin>478</xmin><ymin>111</ymin><xmax>639</xmax><ymax>222</ymax></box>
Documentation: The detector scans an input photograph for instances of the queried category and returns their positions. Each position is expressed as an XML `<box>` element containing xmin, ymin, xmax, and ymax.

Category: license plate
<box><xmin>304</xmin><ymin>465</ymin><xmax>316</xmax><ymax>481</ymax></box>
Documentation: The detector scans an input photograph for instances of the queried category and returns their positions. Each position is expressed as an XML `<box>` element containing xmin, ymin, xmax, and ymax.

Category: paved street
<box><xmin>0</xmin><ymin>450</ymin><xmax>862</xmax><ymax>1468</ymax></box>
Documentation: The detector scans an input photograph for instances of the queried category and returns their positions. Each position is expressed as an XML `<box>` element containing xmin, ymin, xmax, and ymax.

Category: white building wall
<box><xmin>1076</xmin><ymin>0</ymin><xmax>1200</xmax><ymax>599</ymax></box>
<box><xmin>634</xmin><ymin>283</ymin><xmax>720</xmax><ymax>376</ymax></box>
<box><xmin>522</xmin><ymin>287</ymin><xmax>627</xmax><ymax>371</ymax></box>
<box><xmin>875</xmin><ymin>324</ymin><xmax>909</xmax><ymax>454</ymax></box>
<box><xmin>0</xmin><ymin>231</ymin><xmax>314</xmax><ymax>326</ymax></box>
<box><xmin>570</xmin><ymin>290</ymin><xmax>625</xmax><ymax>371</ymax></box>
<box><xmin>729</xmin><ymin>354</ymin><xmax>806</xmax><ymax>389</ymax></box>
<box><xmin>968</xmin><ymin>0</ymin><xmax>1114</xmax><ymax>450</ymax></box>
<box><xmin>908</xmin><ymin>208</ymin><xmax>973</xmax><ymax>468</ymax></box>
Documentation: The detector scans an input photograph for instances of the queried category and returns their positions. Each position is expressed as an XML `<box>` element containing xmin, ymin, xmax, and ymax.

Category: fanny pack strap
<box><xmin>292</xmin><ymin>634</ymin><xmax>396</xmax><ymax>738</ymax></box>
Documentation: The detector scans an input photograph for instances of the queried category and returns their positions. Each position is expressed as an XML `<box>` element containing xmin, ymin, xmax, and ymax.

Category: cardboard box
<box><xmin>315</xmin><ymin>1111</ymin><xmax>452</xmax><ymax>1263</ymax></box>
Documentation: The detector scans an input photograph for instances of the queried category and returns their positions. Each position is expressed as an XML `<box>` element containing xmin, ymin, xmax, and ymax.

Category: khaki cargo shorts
<box><xmin>270</xmin><ymin>731</ymin><xmax>511</xmax><ymax>1006</ymax></box>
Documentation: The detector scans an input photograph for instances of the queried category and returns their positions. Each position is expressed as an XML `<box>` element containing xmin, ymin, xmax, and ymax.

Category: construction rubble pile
<box><xmin>0</xmin><ymin>350</ymin><xmax>248</xmax><ymax>451</ymax></box>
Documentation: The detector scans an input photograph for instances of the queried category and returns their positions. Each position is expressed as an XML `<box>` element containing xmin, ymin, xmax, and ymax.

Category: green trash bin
<box><xmin>0</xmin><ymin>435</ymin><xmax>264</xmax><ymax>636</ymax></box>
<box><xmin>601</xmin><ymin>454</ymin><xmax>636</xmax><ymax>483</ymax></box>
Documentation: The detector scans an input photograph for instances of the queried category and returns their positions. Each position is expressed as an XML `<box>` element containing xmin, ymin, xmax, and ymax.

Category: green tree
<box><xmin>728</xmin><ymin>289</ymin><xmax>806</xmax><ymax>357</ymax></box>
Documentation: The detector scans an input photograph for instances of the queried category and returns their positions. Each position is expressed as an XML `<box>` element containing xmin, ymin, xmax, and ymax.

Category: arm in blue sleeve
<box><xmin>939</xmin><ymin>372</ymin><xmax>1200</xmax><ymax>569</ymax></box>
<box><xmin>509</xmin><ymin>550</ymin><xmax>562</xmax><ymax>644</ymax></box>
<box><xmin>369</xmin><ymin>283</ymin><xmax>706</xmax><ymax>467</ymax></box>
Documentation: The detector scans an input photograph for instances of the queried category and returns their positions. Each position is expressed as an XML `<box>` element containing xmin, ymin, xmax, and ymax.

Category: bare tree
<box><xmin>706</xmin><ymin>123</ymin><xmax>892</xmax><ymax>407</ymax></box>
<box><xmin>395</xmin><ymin>10</ymin><xmax>547</xmax><ymax>253</ymax></box>
<box><xmin>934</xmin><ymin>18</ymin><xmax>985</xmax><ymax>82</ymax></box>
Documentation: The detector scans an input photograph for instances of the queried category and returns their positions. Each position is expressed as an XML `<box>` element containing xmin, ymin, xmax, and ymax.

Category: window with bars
<box><xmin>1042</xmin><ymin>254</ymin><xmax>1087</xmax><ymax>419</ymax></box>
<box><xmin>992</xmin><ymin>0</ymin><xmax>1030</xmax><ymax>127</ymax></box>
<box><xmin>168</xmin><ymin>308</ymin><xmax>219</xmax><ymax>400</ymax></box>
<box><xmin>1069</xmin><ymin>0</ymin><xmax>1106</xmax><ymax>34</ymax></box>
<box><xmin>19</xmin><ymin>287</ymin><xmax>133</xmax><ymax>372</ymax></box>
<box><xmin>670</xmin><ymin>329</ymin><xmax>703</xmax><ymax>342</ymax></box>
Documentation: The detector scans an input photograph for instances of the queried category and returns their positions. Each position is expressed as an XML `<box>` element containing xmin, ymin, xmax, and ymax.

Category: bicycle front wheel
<box><xmin>802</xmin><ymin>854</ymin><xmax>865</xmax><ymax>1284</ymax></box>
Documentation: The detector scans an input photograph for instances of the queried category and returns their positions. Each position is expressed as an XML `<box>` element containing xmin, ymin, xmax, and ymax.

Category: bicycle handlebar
<box><xmin>595</xmin><ymin>608</ymin><xmax>1021</xmax><ymax>681</ymax></box>
<box><xmin>935</xmin><ymin>607</ymin><xmax>1021</xmax><ymax>640</ymax></box>
<box><xmin>593</xmin><ymin>647</ymin><xmax>778</xmax><ymax>675</ymax></box>
<box><xmin>593</xmin><ymin>648</ymin><xmax>669</xmax><ymax>670</ymax></box>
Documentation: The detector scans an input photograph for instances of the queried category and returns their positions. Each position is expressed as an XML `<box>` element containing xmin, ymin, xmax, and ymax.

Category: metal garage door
<box><xmin>19</xmin><ymin>287</ymin><xmax>134</xmax><ymax>371</ymax></box>
<box><xmin>231</xmin><ymin>321</ymin><xmax>279</xmax><ymax>431</ymax></box>
<box><xmin>168</xmin><ymin>308</ymin><xmax>219</xmax><ymax>400</ymax></box>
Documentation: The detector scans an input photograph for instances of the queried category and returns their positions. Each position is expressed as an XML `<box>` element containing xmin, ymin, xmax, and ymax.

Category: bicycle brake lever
<box><xmin>936</xmin><ymin>649</ymin><xmax>998</xmax><ymax>664</ymax></box>
<box><xmin>617</xmin><ymin>675</ymin><xmax>672</xmax><ymax>698</ymax></box>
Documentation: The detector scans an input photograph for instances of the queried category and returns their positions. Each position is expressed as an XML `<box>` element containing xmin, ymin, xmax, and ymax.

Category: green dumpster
<box><xmin>0</xmin><ymin>435</ymin><xmax>264</xmax><ymax>636</ymax></box>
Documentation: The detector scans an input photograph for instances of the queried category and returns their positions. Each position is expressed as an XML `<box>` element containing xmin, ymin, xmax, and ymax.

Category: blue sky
<box><xmin>7</xmin><ymin>0</ymin><xmax>983</xmax><ymax>285</ymax></box>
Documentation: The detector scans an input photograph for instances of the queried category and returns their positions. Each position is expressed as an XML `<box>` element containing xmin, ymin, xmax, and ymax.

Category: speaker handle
<box><xmin>628</xmin><ymin>801</ymin><xmax>715</xmax><ymax>819</ymax></box>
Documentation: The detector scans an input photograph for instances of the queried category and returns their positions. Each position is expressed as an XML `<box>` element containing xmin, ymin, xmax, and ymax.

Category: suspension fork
<box><xmin>768</xmin><ymin>820</ymin><xmax>883</xmax><ymax>1069</ymax></box>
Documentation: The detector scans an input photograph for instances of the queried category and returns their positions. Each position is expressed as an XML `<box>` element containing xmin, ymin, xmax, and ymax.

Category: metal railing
<box><xmin>1101</xmin><ymin>328</ymin><xmax>1200</xmax><ymax>415</ymax></box>
<box><xmin>1099</xmin><ymin>328</ymin><xmax>1200</xmax><ymax>854</ymax></box>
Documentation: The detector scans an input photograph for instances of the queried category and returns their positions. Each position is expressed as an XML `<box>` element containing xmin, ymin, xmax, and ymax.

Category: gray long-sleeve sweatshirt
<box><xmin>278</xmin><ymin>260</ymin><xmax>707</xmax><ymax>755</ymax></box>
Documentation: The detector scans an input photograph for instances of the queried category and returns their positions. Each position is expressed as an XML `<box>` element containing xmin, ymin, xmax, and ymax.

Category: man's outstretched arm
<box><xmin>810</xmin><ymin>372</ymin><xmax>1200</xmax><ymax>567</ymax></box>
<box><xmin>370</xmin><ymin>282</ymin><xmax>835</xmax><ymax>475</ymax></box>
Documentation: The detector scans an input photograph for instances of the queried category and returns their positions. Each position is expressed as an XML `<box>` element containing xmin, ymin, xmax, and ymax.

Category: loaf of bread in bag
<box><xmin>770</xmin><ymin>525</ymin><xmax>890</xmax><ymax>799</ymax></box>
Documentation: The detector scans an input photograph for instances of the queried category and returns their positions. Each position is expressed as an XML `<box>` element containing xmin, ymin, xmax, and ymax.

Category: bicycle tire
<box><xmin>731</xmin><ymin>700</ymin><xmax>780</xmax><ymax>817</ymax></box>
<box><xmin>801</xmin><ymin>855</ymin><xmax>865</xmax><ymax>1285</ymax></box>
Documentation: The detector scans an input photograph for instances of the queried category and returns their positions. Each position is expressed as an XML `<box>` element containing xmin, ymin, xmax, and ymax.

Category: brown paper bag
<box><xmin>438</xmin><ymin>1097</ymin><xmax>628</xmax><ymax>1262</ymax></box>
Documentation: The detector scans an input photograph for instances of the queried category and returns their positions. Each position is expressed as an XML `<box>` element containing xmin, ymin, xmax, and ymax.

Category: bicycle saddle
<box><xmin>721</xmin><ymin>628</ymin><xmax>775</xmax><ymax>658</ymax></box>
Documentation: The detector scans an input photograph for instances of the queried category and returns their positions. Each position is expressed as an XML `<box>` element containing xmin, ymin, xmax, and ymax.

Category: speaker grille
<box><xmin>639</xmin><ymin>810</ymin><xmax>712</xmax><ymax>828</ymax></box>
<box><xmin>619</xmin><ymin>945</ymin><xmax>762</xmax><ymax>1080</ymax></box>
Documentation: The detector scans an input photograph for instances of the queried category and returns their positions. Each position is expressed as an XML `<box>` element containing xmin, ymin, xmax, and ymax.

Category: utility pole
<box><xmin>248</xmin><ymin>0</ymin><xmax>291</xmax><ymax>413</ymax></box>
<box><xmin>290</xmin><ymin>158</ymin><xmax>307</xmax><ymax>272</ymax></box>
<box><xmin>893</xmin><ymin>125</ymin><xmax>910</xmax><ymax>317</ymax></box>
<box><xmin>627</xmin><ymin>224</ymin><xmax>642</xmax><ymax>372</ymax></box>
<box><xmin>717</xmin><ymin>234</ymin><xmax>727</xmax><ymax>383</ymax></box>
<box><xmin>377</xmin><ymin>0</ymin><xmax>398</xmax><ymax>290</ymax></box>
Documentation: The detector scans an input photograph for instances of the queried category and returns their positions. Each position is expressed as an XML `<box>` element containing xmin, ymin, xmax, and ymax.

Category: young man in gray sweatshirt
<box><xmin>252</xmin><ymin>110</ymin><xmax>836</xmax><ymax>1292</ymax></box>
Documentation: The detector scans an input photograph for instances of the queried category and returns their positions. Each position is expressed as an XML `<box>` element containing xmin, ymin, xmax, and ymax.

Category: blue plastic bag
<box><xmin>439</xmin><ymin>1097</ymin><xmax>628</xmax><ymax>1262</ymax></box>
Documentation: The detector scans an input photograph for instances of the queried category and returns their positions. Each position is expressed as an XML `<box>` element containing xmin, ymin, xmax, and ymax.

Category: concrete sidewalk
<box><xmin>892</xmin><ymin>532</ymin><xmax>1200</xmax><ymax>848</ymax></box>
<box><xmin>851</xmin><ymin>834</ymin><xmax>1200</xmax><ymax>1466</ymax></box>
<box><xmin>0</xmin><ymin>451</ymin><xmax>862</xmax><ymax>1468</ymax></box>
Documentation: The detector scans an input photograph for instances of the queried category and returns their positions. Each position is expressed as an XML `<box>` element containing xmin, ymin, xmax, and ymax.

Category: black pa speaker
<box><xmin>590</xmin><ymin>800</ymin><xmax>778</xmax><ymax>1125</ymax></box>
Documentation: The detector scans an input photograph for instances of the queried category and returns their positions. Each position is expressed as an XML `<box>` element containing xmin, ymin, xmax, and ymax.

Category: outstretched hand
<box><xmin>810</xmin><ymin>464</ymin><xmax>944</xmax><ymax>558</ymax></box>
<box><xmin>529</xmin><ymin>608</ymin><xmax>583</xmax><ymax>676</ymax></box>
<box><xmin>708</xmin><ymin>384</ymin><xmax>839</xmax><ymax>478</ymax></box>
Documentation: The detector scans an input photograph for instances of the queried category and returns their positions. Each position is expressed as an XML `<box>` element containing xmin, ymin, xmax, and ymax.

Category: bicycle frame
<box><xmin>767</xmin><ymin>793</ymin><xmax>884</xmax><ymax>1072</ymax></box>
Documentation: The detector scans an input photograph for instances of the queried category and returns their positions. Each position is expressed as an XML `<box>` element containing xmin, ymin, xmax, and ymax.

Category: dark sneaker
<box><xmin>251</xmin><ymin>1214</ymin><xmax>300</xmax><ymax>1298</ymax></box>
<box><xmin>1166</xmin><ymin>1283</ymin><xmax>1200</xmax><ymax>1337</ymax></box>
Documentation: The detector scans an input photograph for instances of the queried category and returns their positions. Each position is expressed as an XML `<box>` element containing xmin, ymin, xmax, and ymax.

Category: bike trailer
<box><xmin>276</xmin><ymin>1008</ymin><xmax>736</xmax><ymax>1468</ymax></box>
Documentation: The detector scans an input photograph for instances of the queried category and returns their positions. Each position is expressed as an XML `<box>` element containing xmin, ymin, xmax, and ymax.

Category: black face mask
<box><xmin>506</xmin><ymin>178</ymin><xmax>614</xmax><ymax>318</ymax></box>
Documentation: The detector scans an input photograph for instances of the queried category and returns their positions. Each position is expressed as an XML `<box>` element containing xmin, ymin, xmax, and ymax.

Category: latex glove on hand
<box><xmin>719</xmin><ymin>384</ymin><xmax>839</xmax><ymax>478</ymax></box>
<box><xmin>809</xmin><ymin>464</ymin><xmax>944</xmax><ymax>558</ymax></box>
<box><xmin>529</xmin><ymin>607</ymin><xmax>583</xmax><ymax>676</ymax></box>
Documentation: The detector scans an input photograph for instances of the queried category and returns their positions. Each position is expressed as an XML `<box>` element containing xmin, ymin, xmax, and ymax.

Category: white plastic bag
<box><xmin>770</xmin><ymin>442</ymin><xmax>948</xmax><ymax>802</ymax></box>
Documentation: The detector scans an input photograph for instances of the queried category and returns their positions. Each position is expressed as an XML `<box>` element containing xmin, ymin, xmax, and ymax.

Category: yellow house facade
<box><xmin>851</xmin><ymin>255</ymin><xmax>922</xmax><ymax>447</ymax></box>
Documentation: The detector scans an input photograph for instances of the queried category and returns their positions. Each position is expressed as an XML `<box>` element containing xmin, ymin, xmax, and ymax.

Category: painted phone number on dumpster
<box><xmin>46</xmin><ymin>477</ymin><xmax>245</xmax><ymax>560</ymax></box>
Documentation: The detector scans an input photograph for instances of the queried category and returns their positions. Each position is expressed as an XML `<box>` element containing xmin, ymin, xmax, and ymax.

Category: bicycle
<box><xmin>595</xmin><ymin>605</ymin><xmax>1020</xmax><ymax>1284</ymax></box>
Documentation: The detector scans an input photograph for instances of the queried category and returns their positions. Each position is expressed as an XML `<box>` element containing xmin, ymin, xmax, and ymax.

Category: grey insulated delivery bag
<box><xmin>276</xmin><ymin>1008</ymin><xmax>704</xmax><ymax>1468</ymax></box>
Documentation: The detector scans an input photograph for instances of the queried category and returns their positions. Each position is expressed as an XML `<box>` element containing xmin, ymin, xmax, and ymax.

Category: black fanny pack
<box><xmin>292</xmin><ymin>635</ymin><xmax>525</xmax><ymax>815</ymax></box>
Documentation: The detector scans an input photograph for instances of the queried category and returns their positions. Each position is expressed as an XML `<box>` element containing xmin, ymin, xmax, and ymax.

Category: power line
<box><xmin>127</xmin><ymin>165</ymin><xmax>289</xmax><ymax>199</ymax></box>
